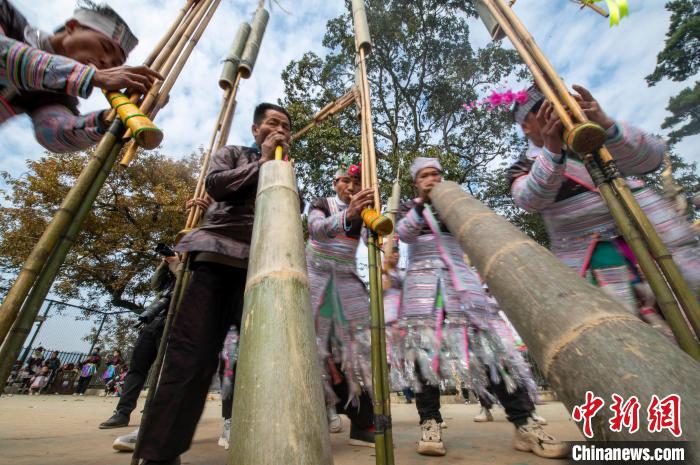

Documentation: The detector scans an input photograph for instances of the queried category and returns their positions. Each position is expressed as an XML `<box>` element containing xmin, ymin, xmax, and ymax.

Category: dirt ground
<box><xmin>0</xmin><ymin>394</ymin><xmax>583</xmax><ymax>465</ymax></box>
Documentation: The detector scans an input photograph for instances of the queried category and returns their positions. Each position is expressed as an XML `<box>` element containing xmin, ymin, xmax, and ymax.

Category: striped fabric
<box><xmin>1</xmin><ymin>34</ymin><xmax>94</xmax><ymax>98</ymax></box>
<box><xmin>306</xmin><ymin>197</ymin><xmax>371</xmax><ymax>398</ymax></box>
<box><xmin>395</xmin><ymin>202</ymin><xmax>538</xmax><ymax>400</ymax></box>
<box><xmin>30</xmin><ymin>104</ymin><xmax>104</xmax><ymax>152</ymax></box>
<box><xmin>511</xmin><ymin>122</ymin><xmax>700</xmax><ymax>299</ymax></box>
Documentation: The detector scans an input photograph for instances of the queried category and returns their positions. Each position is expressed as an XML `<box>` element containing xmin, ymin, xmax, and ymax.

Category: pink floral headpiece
<box><xmin>462</xmin><ymin>88</ymin><xmax>529</xmax><ymax>113</ymax></box>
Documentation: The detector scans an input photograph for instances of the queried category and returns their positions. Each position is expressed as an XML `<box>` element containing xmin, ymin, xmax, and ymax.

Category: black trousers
<box><xmin>116</xmin><ymin>316</ymin><xmax>166</xmax><ymax>417</ymax></box>
<box><xmin>416</xmin><ymin>364</ymin><xmax>534</xmax><ymax>427</ymax></box>
<box><xmin>75</xmin><ymin>375</ymin><xmax>93</xmax><ymax>394</ymax></box>
<box><xmin>140</xmin><ymin>262</ymin><xmax>246</xmax><ymax>461</ymax></box>
<box><xmin>330</xmin><ymin>363</ymin><xmax>374</xmax><ymax>430</ymax></box>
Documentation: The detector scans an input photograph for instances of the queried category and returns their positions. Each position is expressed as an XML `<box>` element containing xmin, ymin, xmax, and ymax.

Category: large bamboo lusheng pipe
<box><xmin>119</xmin><ymin>0</ymin><xmax>220</xmax><ymax>166</ymax></box>
<box><xmin>0</xmin><ymin>132</ymin><xmax>126</xmax><ymax>392</ymax></box>
<box><xmin>475</xmin><ymin>0</ymin><xmax>700</xmax><ymax>353</ymax></box>
<box><xmin>228</xmin><ymin>161</ymin><xmax>333</xmax><ymax>465</ymax></box>
<box><xmin>431</xmin><ymin>181</ymin><xmax>700</xmax><ymax>443</ymax></box>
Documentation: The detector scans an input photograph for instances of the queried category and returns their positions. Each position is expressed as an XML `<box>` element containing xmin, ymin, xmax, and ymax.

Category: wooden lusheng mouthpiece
<box><xmin>362</xmin><ymin>208</ymin><xmax>393</xmax><ymax>236</ymax></box>
<box><xmin>106</xmin><ymin>92</ymin><xmax>163</xmax><ymax>149</ymax></box>
<box><xmin>219</xmin><ymin>22</ymin><xmax>251</xmax><ymax>89</ymax></box>
<box><xmin>238</xmin><ymin>8</ymin><xmax>269</xmax><ymax>79</ymax></box>
<box><xmin>228</xmin><ymin>161</ymin><xmax>333</xmax><ymax>465</ymax></box>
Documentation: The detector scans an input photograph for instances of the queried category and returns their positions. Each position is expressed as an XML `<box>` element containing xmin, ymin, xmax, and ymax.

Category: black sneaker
<box><xmin>348</xmin><ymin>424</ymin><xmax>376</xmax><ymax>448</ymax></box>
<box><xmin>99</xmin><ymin>411</ymin><xmax>130</xmax><ymax>429</ymax></box>
<box><xmin>139</xmin><ymin>459</ymin><xmax>180</xmax><ymax>465</ymax></box>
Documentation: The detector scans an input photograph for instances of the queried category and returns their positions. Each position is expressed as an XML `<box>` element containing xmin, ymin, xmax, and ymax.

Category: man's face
<box><xmin>60</xmin><ymin>21</ymin><xmax>125</xmax><ymax>68</ymax></box>
<box><xmin>414</xmin><ymin>168</ymin><xmax>443</xmax><ymax>198</ymax></box>
<box><xmin>521</xmin><ymin>110</ymin><xmax>544</xmax><ymax>148</ymax></box>
<box><xmin>388</xmin><ymin>249</ymin><xmax>399</xmax><ymax>267</ymax></box>
<box><xmin>252</xmin><ymin>109</ymin><xmax>291</xmax><ymax>148</ymax></box>
<box><xmin>333</xmin><ymin>175</ymin><xmax>360</xmax><ymax>204</ymax></box>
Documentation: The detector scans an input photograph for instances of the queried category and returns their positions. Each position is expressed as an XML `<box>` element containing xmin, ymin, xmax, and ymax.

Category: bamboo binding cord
<box><xmin>351</xmin><ymin>1</ymin><xmax>395</xmax><ymax>463</ymax></box>
<box><xmin>130</xmin><ymin>10</ymin><xmax>270</xmax><ymax>465</ymax></box>
<box><xmin>0</xmin><ymin>0</ymin><xmax>217</xmax><ymax>393</ymax></box>
<box><xmin>119</xmin><ymin>0</ymin><xmax>222</xmax><ymax>166</ymax></box>
<box><xmin>474</xmin><ymin>0</ymin><xmax>700</xmax><ymax>359</ymax></box>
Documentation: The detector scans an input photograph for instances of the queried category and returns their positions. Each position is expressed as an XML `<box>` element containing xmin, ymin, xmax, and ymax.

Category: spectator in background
<box><xmin>43</xmin><ymin>350</ymin><xmax>62</xmax><ymax>392</ymax></box>
<box><xmin>103</xmin><ymin>349</ymin><xmax>126</xmax><ymax>396</ymax></box>
<box><xmin>25</xmin><ymin>347</ymin><xmax>45</xmax><ymax>375</ymax></box>
<box><xmin>74</xmin><ymin>347</ymin><xmax>101</xmax><ymax>396</ymax></box>
<box><xmin>28</xmin><ymin>366</ymin><xmax>51</xmax><ymax>395</ymax></box>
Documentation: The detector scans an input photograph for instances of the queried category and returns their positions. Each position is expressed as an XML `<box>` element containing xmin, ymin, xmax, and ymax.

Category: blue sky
<box><xmin>2</xmin><ymin>0</ymin><xmax>699</xmax><ymax>176</ymax></box>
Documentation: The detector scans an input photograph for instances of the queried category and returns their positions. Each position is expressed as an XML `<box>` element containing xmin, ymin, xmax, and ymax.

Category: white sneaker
<box><xmin>113</xmin><ymin>428</ymin><xmax>139</xmax><ymax>452</ymax></box>
<box><xmin>327</xmin><ymin>406</ymin><xmax>343</xmax><ymax>433</ymax></box>
<box><xmin>474</xmin><ymin>406</ymin><xmax>493</xmax><ymax>422</ymax></box>
<box><xmin>513</xmin><ymin>420</ymin><xmax>569</xmax><ymax>459</ymax></box>
<box><xmin>530</xmin><ymin>411</ymin><xmax>547</xmax><ymax>425</ymax></box>
<box><xmin>439</xmin><ymin>420</ymin><xmax>447</xmax><ymax>429</ymax></box>
<box><xmin>417</xmin><ymin>419</ymin><xmax>446</xmax><ymax>456</ymax></box>
<box><xmin>218</xmin><ymin>418</ymin><xmax>231</xmax><ymax>449</ymax></box>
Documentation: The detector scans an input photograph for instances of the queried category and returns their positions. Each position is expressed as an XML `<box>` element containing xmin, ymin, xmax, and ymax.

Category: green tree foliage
<box><xmin>281</xmin><ymin>0</ymin><xmax>528</xmax><ymax>202</ymax></box>
<box><xmin>647</xmin><ymin>0</ymin><xmax>700</xmax><ymax>143</ymax></box>
<box><xmin>0</xmin><ymin>149</ymin><xmax>199</xmax><ymax>314</ymax></box>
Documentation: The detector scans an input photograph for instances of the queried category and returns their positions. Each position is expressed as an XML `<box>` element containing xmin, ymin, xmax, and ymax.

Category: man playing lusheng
<box><xmin>508</xmin><ymin>85</ymin><xmax>699</xmax><ymax>326</ymax></box>
<box><xmin>136</xmin><ymin>103</ymin><xmax>294</xmax><ymax>465</ymax></box>
<box><xmin>1</xmin><ymin>0</ymin><xmax>161</xmax><ymax>153</ymax></box>
<box><xmin>397</xmin><ymin>157</ymin><xmax>568</xmax><ymax>459</ymax></box>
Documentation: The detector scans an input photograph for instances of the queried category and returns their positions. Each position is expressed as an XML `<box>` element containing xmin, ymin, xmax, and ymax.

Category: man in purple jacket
<box><xmin>136</xmin><ymin>103</ymin><xmax>293</xmax><ymax>465</ymax></box>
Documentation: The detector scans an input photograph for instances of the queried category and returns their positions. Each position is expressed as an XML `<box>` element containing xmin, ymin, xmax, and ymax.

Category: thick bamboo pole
<box><xmin>228</xmin><ymin>161</ymin><xmax>333</xmax><ymax>465</ymax></box>
<box><xmin>0</xmin><ymin>121</ymin><xmax>126</xmax><ymax>345</ymax></box>
<box><xmin>0</xmin><ymin>131</ymin><xmax>126</xmax><ymax>392</ymax></box>
<box><xmin>431</xmin><ymin>181</ymin><xmax>700</xmax><ymax>443</ymax></box>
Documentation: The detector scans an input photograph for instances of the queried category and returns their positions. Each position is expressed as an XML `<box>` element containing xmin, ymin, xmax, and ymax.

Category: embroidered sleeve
<box><xmin>605</xmin><ymin>121</ymin><xmax>665</xmax><ymax>175</ymax></box>
<box><xmin>308</xmin><ymin>205</ymin><xmax>345</xmax><ymax>241</ymax></box>
<box><xmin>0</xmin><ymin>34</ymin><xmax>94</xmax><ymax>98</ymax></box>
<box><xmin>510</xmin><ymin>148</ymin><xmax>567</xmax><ymax>212</ymax></box>
<box><xmin>396</xmin><ymin>205</ymin><xmax>425</xmax><ymax>244</ymax></box>
<box><xmin>29</xmin><ymin>104</ymin><xmax>105</xmax><ymax>152</ymax></box>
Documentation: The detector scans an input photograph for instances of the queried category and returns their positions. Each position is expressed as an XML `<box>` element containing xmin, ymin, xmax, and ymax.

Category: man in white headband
<box><xmin>1</xmin><ymin>0</ymin><xmax>161</xmax><ymax>153</ymax></box>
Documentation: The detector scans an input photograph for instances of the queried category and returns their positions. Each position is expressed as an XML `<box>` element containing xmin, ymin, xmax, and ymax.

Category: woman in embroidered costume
<box><xmin>382</xmin><ymin>242</ymin><xmax>408</xmax><ymax>393</ymax></box>
<box><xmin>0</xmin><ymin>0</ymin><xmax>161</xmax><ymax>153</ymax></box>
<box><xmin>508</xmin><ymin>85</ymin><xmax>699</xmax><ymax>332</ymax></box>
<box><xmin>305</xmin><ymin>162</ymin><xmax>377</xmax><ymax>447</ymax></box>
<box><xmin>396</xmin><ymin>157</ymin><xmax>568</xmax><ymax>459</ymax></box>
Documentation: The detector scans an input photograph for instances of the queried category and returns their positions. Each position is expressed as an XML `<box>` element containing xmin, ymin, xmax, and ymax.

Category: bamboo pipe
<box><xmin>120</xmin><ymin>0</ymin><xmax>221</xmax><ymax>165</ymax></box>
<box><xmin>274</xmin><ymin>146</ymin><xmax>283</xmax><ymax>161</ymax></box>
<box><xmin>183</xmin><ymin>72</ymin><xmax>241</xmax><ymax>233</ymax></box>
<box><xmin>0</xmin><ymin>120</ymin><xmax>126</xmax><ymax>345</ymax></box>
<box><xmin>106</xmin><ymin>0</ymin><xmax>199</xmax><ymax>123</ymax></box>
<box><xmin>228</xmin><ymin>161</ymin><xmax>333</xmax><ymax>465</ymax></box>
<box><xmin>0</xmin><ymin>136</ymin><xmax>127</xmax><ymax>392</ymax></box>
<box><xmin>368</xmin><ymin>232</ymin><xmax>395</xmax><ymax>465</ymax></box>
<box><xmin>431</xmin><ymin>181</ymin><xmax>700</xmax><ymax>442</ymax></box>
<box><xmin>479</xmin><ymin>0</ymin><xmax>607</xmax><ymax>155</ymax></box>
<box><xmin>291</xmin><ymin>89</ymin><xmax>356</xmax><ymax>142</ymax></box>
<box><xmin>579</xmin><ymin>1</ymin><xmax>609</xmax><ymax>17</ymax></box>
